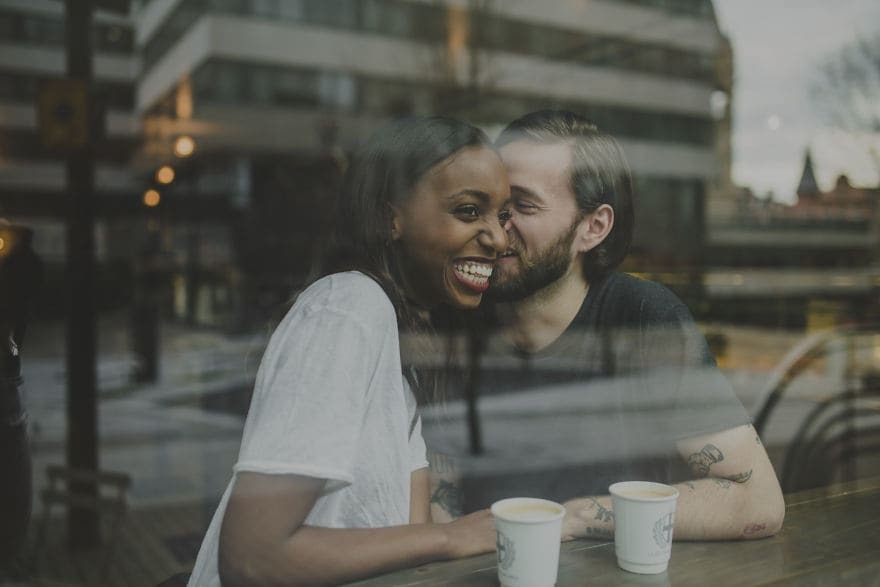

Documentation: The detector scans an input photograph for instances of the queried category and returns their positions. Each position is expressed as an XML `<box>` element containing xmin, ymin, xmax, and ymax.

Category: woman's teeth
<box><xmin>454</xmin><ymin>262</ymin><xmax>493</xmax><ymax>289</ymax></box>
<box><xmin>455</xmin><ymin>262</ymin><xmax>493</xmax><ymax>277</ymax></box>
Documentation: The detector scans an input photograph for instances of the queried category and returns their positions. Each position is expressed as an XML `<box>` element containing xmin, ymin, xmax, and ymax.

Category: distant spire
<box><xmin>797</xmin><ymin>150</ymin><xmax>820</xmax><ymax>198</ymax></box>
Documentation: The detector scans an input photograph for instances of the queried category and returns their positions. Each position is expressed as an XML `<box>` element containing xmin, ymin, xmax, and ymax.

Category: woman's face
<box><xmin>392</xmin><ymin>145</ymin><xmax>510</xmax><ymax>310</ymax></box>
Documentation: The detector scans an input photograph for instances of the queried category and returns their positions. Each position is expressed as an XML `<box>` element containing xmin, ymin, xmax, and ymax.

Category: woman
<box><xmin>187</xmin><ymin>117</ymin><xmax>510</xmax><ymax>586</ymax></box>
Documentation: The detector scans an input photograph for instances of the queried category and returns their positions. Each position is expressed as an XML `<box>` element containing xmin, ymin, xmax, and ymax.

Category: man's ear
<box><xmin>575</xmin><ymin>204</ymin><xmax>614</xmax><ymax>253</ymax></box>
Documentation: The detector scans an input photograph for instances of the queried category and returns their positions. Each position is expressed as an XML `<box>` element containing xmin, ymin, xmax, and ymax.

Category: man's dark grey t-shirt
<box><xmin>425</xmin><ymin>272</ymin><xmax>750</xmax><ymax>510</ymax></box>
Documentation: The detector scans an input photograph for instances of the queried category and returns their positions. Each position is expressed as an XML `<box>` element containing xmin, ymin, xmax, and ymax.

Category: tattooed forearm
<box><xmin>430</xmin><ymin>480</ymin><xmax>463</xmax><ymax>517</ymax></box>
<box><xmin>712</xmin><ymin>478</ymin><xmax>732</xmax><ymax>489</ymax></box>
<box><xmin>683</xmin><ymin>481</ymin><xmax>697</xmax><ymax>491</ymax></box>
<box><xmin>722</xmin><ymin>469</ymin><xmax>753</xmax><ymax>484</ymax></box>
<box><xmin>587</xmin><ymin>498</ymin><xmax>614</xmax><ymax>524</ymax></box>
<box><xmin>743</xmin><ymin>523</ymin><xmax>766</xmax><ymax>537</ymax></box>
<box><xmin>687</xmin><ymin>443</ymin><xmax>724</xmax><ymax>477</ymax></box>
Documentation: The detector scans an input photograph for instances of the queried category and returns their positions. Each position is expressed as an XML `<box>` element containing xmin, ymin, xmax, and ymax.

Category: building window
<box><xmin>318</xmin><ymin>72</ymin><xmax>357</xmax><ymax>110</ymax></box>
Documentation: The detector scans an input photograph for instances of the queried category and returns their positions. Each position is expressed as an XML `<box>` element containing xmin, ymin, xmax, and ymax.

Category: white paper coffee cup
<box><xmin>491</xmin><ymin>497</ymin><xmax>565</xmax><ymax>587</ymax></box>
<box><xmin>609</xmin><ymin>481</ymin><xmax>679</xmax><ymax>574</ymax></box>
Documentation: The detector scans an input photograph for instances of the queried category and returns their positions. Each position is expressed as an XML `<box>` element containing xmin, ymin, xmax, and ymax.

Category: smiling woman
<box><xmin>185</xmin><ymin>117</ymin><xmax>509</xmax><ymax>587</ymax></box>
<box><xmin>392</xmin><ymin>145</ymin><xmax>510</xmax><ymax>309</ymax></box>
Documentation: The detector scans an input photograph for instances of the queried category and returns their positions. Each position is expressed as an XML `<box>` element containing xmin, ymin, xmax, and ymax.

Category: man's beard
<box><xmin>488</xmin><ymin>220</ymin><xmax>579</xmax><ymax>302</ymax></box>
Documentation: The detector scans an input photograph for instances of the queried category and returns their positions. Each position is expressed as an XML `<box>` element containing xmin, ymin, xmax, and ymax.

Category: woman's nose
<box><xmin>479</xmin><ymin>217</ymin><xmax>508</xmax><ymax>254</ymax></box>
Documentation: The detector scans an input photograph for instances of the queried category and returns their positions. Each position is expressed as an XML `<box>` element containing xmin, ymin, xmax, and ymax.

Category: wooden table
<box><xmin>348</xmin><ymin>478</ymin><xmax>880</xmax><ymax>586</ymax></box>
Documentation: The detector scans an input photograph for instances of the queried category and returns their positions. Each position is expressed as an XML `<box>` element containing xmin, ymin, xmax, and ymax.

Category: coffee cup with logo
<box><xmin>609</xmin><ymin>481</ymin><xmax>679</xmax><ymax>574</ymax></box>
<box><xmin>491</xmin><ymin>497</ymin><xmax>566</xmax><ymax>587</ymax></box>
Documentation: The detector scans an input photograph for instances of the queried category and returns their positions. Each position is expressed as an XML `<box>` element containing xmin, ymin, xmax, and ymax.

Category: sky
<box><xmin>712</xmin><ymin>0</ymin><xmax>880</xmax><ymax>203</ymax></box>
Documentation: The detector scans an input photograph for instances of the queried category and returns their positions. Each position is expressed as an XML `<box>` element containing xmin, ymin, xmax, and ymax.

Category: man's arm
<box><xmin>672</xmin><ymin>423</ymin><xmax>784</xmax><ymax>539</ymax></box>
<box><xmin>562</xmin><ymin>424</ymin><xmax>785</xmax><ymax>541</ymax></box>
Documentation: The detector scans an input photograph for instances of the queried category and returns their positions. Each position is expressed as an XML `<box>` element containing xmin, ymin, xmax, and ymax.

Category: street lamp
<box><xmin>143</xmin><ymin>189</ymin><xmax>160</xmax><ymax>207</ymax></box>
<box><xmin>173</xmin><ymin>135</ymin><xmax>195</xmax><ymax>158</ymax></box>
<box><xmin>156</xmin><ymin>165</ymin><xmax>175</xmax><ymax>185</ymax></box>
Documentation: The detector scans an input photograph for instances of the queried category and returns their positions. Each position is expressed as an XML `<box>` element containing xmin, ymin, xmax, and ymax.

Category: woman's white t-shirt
<box><xmin>188</xmin><ymin>272</ymin><xmax>429</xmax><ymax>587</ymax></box>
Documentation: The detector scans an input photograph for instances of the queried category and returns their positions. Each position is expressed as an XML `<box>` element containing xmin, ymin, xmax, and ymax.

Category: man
<box><xmin>429</xmin><ymin>110</ymin><xmax>784</xmax><ymax>541</ymax></box>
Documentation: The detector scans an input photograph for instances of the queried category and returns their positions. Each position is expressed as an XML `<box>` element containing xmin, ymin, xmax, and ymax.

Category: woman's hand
<box><xmin>441</xmin><ymin>509</ymin><xmax>497</xmax><ymax>559</ymax></box>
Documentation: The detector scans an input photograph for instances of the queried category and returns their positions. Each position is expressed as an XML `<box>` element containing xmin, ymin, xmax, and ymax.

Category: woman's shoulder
<box><xmin>295</xmin><ymin>271</ymin><xmax>396</xmax><ymax>323</ymax></box>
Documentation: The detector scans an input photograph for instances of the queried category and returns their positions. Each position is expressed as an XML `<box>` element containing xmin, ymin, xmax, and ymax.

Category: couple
<box><xmin>188</xmin><ymin>110</ymin><xmax>784</xmax><ymax>586</ymax></box>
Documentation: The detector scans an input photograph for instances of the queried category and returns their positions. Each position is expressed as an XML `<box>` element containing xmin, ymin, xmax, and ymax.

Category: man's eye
<box><xmin>455</xmin><ymin>205</ymin><xmax>480</xmax><ymax>218</ymax></box>
<box><xmin>515</xmin><ymin>201</ymin><xmax>538</xmax><ymax>213</ymax></box>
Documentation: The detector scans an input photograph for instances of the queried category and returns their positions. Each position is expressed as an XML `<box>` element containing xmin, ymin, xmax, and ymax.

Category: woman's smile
<box><xmin>452</xmin><ymin>259</ymin><xmax>495</xmax><ymax>292</ymax></box>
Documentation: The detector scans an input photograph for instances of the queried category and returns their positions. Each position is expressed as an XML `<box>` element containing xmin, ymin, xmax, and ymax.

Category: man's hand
<box><xmin>561</xmin><ymin>496</ymin><xmax>614</xmax><ymax>542</ymax></box>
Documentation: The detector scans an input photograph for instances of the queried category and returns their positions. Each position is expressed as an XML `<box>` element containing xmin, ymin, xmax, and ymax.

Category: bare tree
<box><xmin>811</xmin><ymin>32</ymin><xmax>880</xmax><ymax>173</ymax></box>
<box><xmin>812</xmin><ymin>32</ymin><xmax>880</xmax><ymax>133</ymax></box>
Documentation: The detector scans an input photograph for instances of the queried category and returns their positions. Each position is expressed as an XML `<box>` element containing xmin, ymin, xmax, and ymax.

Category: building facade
<box><xmin>1</xmin><ymin>0</ymin><xmax>727</xmax><ymax>324</ymax></box>
<box><xmin>0</xmin><ymin>0</ymin><xmax>142</xmax><ymax>312</ymax></box>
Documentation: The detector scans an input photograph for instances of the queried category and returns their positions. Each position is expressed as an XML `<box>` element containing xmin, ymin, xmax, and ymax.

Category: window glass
<box><xmin>6</xmin><ymin>1</ymin><xmax>880</xmax><ymax>584</ymax></box>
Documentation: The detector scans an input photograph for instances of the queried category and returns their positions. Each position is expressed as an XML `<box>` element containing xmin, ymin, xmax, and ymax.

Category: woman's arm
<box><xmin>410</xmin><ymin>468</ymin><xmax>431</xmax><ymax>524</ymax></box>
<box><xmin>219</xmin><ymin>471</ymin><xmax>495</xmax><ymax>587</ymax></box>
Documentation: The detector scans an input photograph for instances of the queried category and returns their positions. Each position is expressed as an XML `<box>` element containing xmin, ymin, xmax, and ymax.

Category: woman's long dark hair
<box><xmin>316</xmin><ymin>116</ymin><xmax>493</xmax><ymax>407</ymax></box>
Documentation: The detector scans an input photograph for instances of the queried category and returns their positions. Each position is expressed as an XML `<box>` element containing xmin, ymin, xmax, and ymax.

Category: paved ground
<box><xmin>0</xmin><ymin>314</ymin><xmax>820</xmax><ymax>586</ymax></box>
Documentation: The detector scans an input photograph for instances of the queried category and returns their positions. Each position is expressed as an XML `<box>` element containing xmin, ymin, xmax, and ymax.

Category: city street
<box><xmin>20</xmin><ymin>313</ymin><xmax>799</xmax><ymax>511</ymax></box>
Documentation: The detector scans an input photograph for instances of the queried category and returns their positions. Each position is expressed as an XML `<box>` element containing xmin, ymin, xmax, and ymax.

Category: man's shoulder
<box><xmin>583</xmin><ymin>272</ymin><xmax>690</xmax><ymax>326</ymax></box>
<box><xmin>592</xmin><ymin>271</ymin><xmax>683</xmax><ymax>307</ymax></box>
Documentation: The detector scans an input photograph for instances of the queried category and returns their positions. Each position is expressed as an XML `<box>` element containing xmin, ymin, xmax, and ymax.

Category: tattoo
<box><xmin>722</xmin><ymin>469</ymin><xmax>753</xmax><ymax>484</ymax></box>
<box><xmin>587</xmin><ymin>498</ymin><xmax>614</xmax><ymax>524</ymax></box>
<box><xmin>585</xmin><ymin>526</ymin><xmax>614</xmax><ymax>539</ymax></box>
<box><xmin>743</xmin><ymin>523</ymin><xmax>766</xmax><ymax>536</ymax></box>
<box><xmin>683</xmin><ymin>481</ymin><xmax>697</xmax><ymax>491</ymax></box>
<box><xmin>430</xmin><ymin>480</ymin><xmax>463</xmax><ymax>517</ymax></box>
<box><xmin>687</xmin><ymin>444</ymin><xmax>724</xmax><ymax>477</ymax></box>
<box><xmin>427</xmin><ymin>452</ymin><xmax>457</xmax><ymax>474</ymax></box>
<box><xmin>712</xmin><ymin>478</ymin><xmax>732</xmax><ymax>489</ymax></box>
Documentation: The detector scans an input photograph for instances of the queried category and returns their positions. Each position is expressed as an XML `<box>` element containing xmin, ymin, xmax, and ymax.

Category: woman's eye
<box><xmin>498</xmin><ymin>210</ymin><xmax>512</xmax><ymax>224</ymax></box>
<box><xmin>454</xmin><ymin>205</ymin><xmax>480</xmax><ymax>219</ymax></box>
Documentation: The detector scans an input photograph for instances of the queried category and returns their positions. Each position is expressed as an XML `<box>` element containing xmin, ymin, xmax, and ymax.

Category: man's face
<box><xmin>490</xmin><ymin>139</ymin><xmax>583</xmax><ymax>301</ymax></box>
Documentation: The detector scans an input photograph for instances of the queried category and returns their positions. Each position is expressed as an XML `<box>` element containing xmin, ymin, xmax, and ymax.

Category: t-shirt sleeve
<box><xmin>409</xmin><ymin>415</ymin><xmax>429</xmax><ymax>472</ymax></box>
<box><xmin>234</xmin><ymin>295</ymin><xmax>394</xmax><ymax>491</ymax></box>
<box><xmin>638</xmin><ymin>299</ymin><xmax>751</xmax><ymax>442</ymax></box>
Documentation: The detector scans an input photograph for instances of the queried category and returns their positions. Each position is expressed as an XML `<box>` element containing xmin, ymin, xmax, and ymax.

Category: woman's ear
<box><xmin>390</xmin><ymin>204</ymin><xmax>403</xmax><ymax>241</ymax></box>
<box><xmin>575</xmin><ymin>204</ymin><xmax>614</xmax><ymax>253</ymax></box>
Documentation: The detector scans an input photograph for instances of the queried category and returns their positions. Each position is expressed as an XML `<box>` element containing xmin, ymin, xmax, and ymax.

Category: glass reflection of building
<box><xmin>136</xmin><ymin>0</ymin><xmax>725</xmax><ymax>323</ymax></box>
<box><xmin>0</xmin><ymin>1</ymin><xmax>138</xmax><ymax>315</ymax></box>
<box><xmin>2</xmin><ymin>0</ymin><xmax>728</xmax><ymax>324</ymax></box>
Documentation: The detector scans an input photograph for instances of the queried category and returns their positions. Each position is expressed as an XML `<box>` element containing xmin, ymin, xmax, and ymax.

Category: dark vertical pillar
<box><xmin>64</xmin><ymin>0</ymin><xmax>99</xmax><ymax>548</ymax></box>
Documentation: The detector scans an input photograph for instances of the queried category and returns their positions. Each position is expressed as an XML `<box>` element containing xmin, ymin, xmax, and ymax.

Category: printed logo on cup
<box><xmin>652</xmin><ymin>512</ymin><xmax>675</xmax><ymax>549</ymax></box>
<box><xmin>496</xmin><ymin>530</ymin><xmax>516</xmax><ymax>570</ymax></box>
